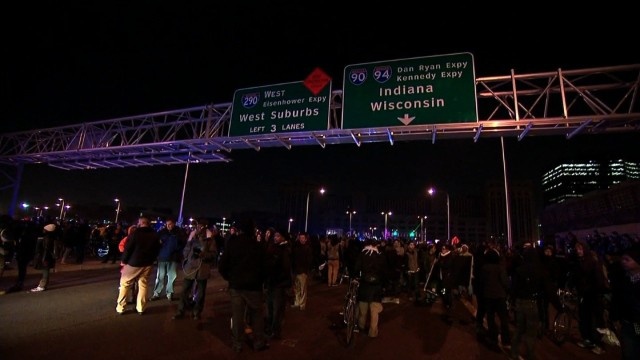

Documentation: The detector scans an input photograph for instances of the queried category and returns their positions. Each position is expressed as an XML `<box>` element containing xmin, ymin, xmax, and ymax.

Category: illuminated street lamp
<box><xmin>288</xmin><ymin>218</ymin><xmax>294</xmax><ymax>233</ymax></box>
<box><xmin>62</xmin><ymin>205</ymin><xmax>71</xmax><ymax>221</ymax></box>
<box><xmin>57</xmin><ymin>198</ymin><xmax>65</xmax><ymax>220</ymax></box>
<box><xmin>304</xmin><ymin>187</ymin><xmax>325</xmax><ymax>233</ymax></box>
<box><xmin>114</xmin><ymin>198</ymin><xmax>121</xmax><ymax>224</ymax></box>
<box><xmin>381</xmin><ymin>211</ymin><xmax>392</xmax><ymax>239</ymax></box>
<box><xmin>221</xmin><ymin>217</ymin><xmax>227</xmax><ymax>233</ymax></box>
<box><xmin>428</xmin><ymin>187</ymin><xmax>450</xmax><ymax>243</ymax></box>
<box><xmin>346</xmin><ymin>210</ymin><xmax>356</xmax><ymax>236</ymax></box>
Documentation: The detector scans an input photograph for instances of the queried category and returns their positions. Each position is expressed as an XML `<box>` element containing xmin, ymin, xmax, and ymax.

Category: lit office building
<box><xmin>542</xmin><ymin>159</ymin><xmax>640</xmax><ymax>205</ymax></box>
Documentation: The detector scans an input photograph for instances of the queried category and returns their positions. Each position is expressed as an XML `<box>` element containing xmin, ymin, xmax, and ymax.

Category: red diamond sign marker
<box><xmin>304</xmin><ymin>67</ymin><xmax>332</xmax><ymax>96</ymax></box>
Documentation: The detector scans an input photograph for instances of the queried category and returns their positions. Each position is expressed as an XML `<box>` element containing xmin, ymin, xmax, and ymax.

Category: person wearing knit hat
<box><xmin>609</xmin><ymin>243</ymin><xmax>640</xmax><ymax>360</ymax></box>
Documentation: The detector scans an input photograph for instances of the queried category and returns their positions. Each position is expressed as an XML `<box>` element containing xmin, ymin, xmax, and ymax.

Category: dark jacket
<box><xmin>569</xmin><ymin>240</ymin><xmax>607</xmax><ymax>297</ymax></box>
<box><xmin>292</xmin><ymin>241</ymin><xmax>313</xmax><ymax>275</ymax></box>
<box><xmin>608</xmin><ymin>258</ymin><xmax>640</xmax><ymax>323</ymax></box>
<box><xmin>266</xmin><ymin>240</ymin><xmax>292</xmax><ymax>289</ymax></box>
<box><xmin>122</xmin><ymin>226</ymin><xmax>161</xmax><ymax>267</ymax></box>
<box><xmin>218</xmin><ymin>232</ymin><xmax>267</xmax><ymax>291</ymax></box>
<box><xmin>511</xmin><ymin>248</ymin><xmax>545</xmax><ymax>300</ymax></box>
<box><xmin>480</xmin><ymin>249</ymin><xmax>509</xmax><ymax>300</ymax></box>
<box><xmin>354</xmin><ymin>245</ymin><xmax>388</xmax><ymax>303</ymax></box>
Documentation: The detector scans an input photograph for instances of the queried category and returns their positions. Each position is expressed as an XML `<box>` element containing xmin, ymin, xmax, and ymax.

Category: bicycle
<box><xmin>343</xmin><ymin>277</ymin><xmax>360</xmax><ymax>346</ymax></box>
<box><xmin>551</xmin><ymin>288</ymin><xmax>579</xmax><ymax>344</ymax></box>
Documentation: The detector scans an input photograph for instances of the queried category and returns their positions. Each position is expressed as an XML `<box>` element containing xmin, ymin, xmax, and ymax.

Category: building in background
<box><xmin>542</xmin><ymin>159</ymin><xmax>640</xmax><ymax>205</ymax></box>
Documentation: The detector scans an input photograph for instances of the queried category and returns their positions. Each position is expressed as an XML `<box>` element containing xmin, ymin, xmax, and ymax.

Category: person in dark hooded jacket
<box><xmin>569</xmin><ymin>240</ymin><xmax>607</xmax><ymax>354</ymax></box>
<box><xmin>480</xmin><ymin>247</ymin><xmax>511</xmax><ymax>349</ymax></box>
<box><xmin>510</xmin><ymin>246</ymin><xmax>545</xmax><ymax>360</ymax></box>
<box><xmin>218</xmin><ymin>217</ymin><xmax>269</xmax><ymax>353</ymax></box>
<box><xmin>354</xmin><ymin>239</ymin><xmax>389</xmax><ymax>338</ymax></box>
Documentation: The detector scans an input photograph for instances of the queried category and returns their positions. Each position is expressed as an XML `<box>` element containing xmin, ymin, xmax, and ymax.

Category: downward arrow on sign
<box><xmin>397</xmin><ymin>114</ymin><xmax>415</xmax><ymax>125</ymax></box>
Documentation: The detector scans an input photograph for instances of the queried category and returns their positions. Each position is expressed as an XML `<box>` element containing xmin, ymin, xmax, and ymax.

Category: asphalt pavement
<box><xmin>0</xmin><ymin>258</ymin><xmax>621</xmax><ymax>360</ymax></box>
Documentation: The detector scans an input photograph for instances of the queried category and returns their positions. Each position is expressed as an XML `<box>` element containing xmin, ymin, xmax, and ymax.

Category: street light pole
<box><xmin>57</xmin><ymin>198</ymin><xmax>65</xmax><ymax>220</ymax></box>
<box><xmin>381</xmin><ymin>211</ymin><xmax>392</xmax><ymax>239</ymax></box>
<box><xmin>428</xmin><ymin>187</ymin><xmax>450</xmax><ymax>243</ymax></box>
<box><xmin>346</xmin><ymin>210</ymin><xmax>356</xmax><ymax>236</ymax></box>
<box><xmin>114</xmin><ymin>198</ymin><xmax>121</xmax><ymax>224</ymax></box>
<box><xmin>304</xmin><ymin>187</ymin><xmax>325</xmax><ymax>233</ymax></box>
<box><xmin>446</xmin><ymin>193</ymin><xmax>450</xmax><ymax>243</ymax></box>
<box><xmin>419</xmin><ymin>215</ymin><xmax>427</xmax><ymax>242</ymax></box>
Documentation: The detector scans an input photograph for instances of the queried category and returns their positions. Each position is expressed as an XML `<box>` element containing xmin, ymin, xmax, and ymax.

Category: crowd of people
<box><xmin>1</xmin><ymin>213</ymin><xmax>638</xmax><ymax>359</ymax></box>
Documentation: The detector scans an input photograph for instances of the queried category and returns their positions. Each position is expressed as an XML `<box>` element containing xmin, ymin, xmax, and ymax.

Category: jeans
<box><xmin>153</xmin><ymin>261</ymin><xmax>177</xmax><ymax>296</ymax></box>
<box><xmin>266</xmin><ymin>286</ymin><xmax>287</xmax><ymax>337</ymax></box>
<box><xmin>229</xmin><ymin>288</ymin><xmax>266</xmax><ymax>350</ymax></box>
<box><xmin>178</xmin><ymin>278</ymin><xmax>207</xmax><ymax>315</ymax></box>
<box><xmin>485</xmin><ymin>297</ymin><xmax>511</xmax><ymax>345</ymax></box>
<box><xmin>512</xmin><ymin>299</ymin><xmax>539</xmax><ymax>360</ymax></box>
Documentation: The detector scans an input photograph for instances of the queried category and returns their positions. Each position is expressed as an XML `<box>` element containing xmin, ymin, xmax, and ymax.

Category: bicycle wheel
<box><xmin>552</xmin><ymin>311</ymin><xmax>571</xmax><ymax>344</ymax></box>
<box><xmin>345</xmin><ymin>301</ymin><xmax>356</xmax><ymax>345</ymax></box>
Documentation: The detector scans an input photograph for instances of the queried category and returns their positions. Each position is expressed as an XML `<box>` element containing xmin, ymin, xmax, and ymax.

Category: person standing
<box><xmin>150</xmin><ymin>218</ymin><xmax>186</xmax><ymax>301</ymax></box>
<box><xmin>510</xmin><ymin>246</ymin><xmax>545</xmax><ymax>360</ymax></box>
<box><xmin>436</xmin><ymin>244</ymin><xmax>458</xmax><ymax>323</ymax></box>
<box><xmin>30</xmin><ymin>223</ymin><xmax>58</xmax><ymax>292</ymax></box>
<box><xmin>326</xmin><ymin>235</ymin><xmax>342</xmax><ymax>287</ymax></box>
<box><xmin>0</xmin><ymin>215</ymin><xmax>16</xmax><ymax>279</ymax></box>
<box><xmin>291</xmin><ymin>232</ymin><xmax>313</xmax><ymax>310</ymax></box>
<box><xmin>609</xmin><ymin>243</ymin><xmax>640</xmax><ymax>360</ymax></box>
<box><xmin>103</xmin><ymin>223</ymin><xmax>125</xmax><ymax>264</ymax></box>
<box><xmin>354</xmin><ymin>238</ymin><xmax>388</xmax><ymax>338</ymax></box>
<box><xmin>115</xmin><ymin>216</ymin><xmax>161</xmax><ymax>315</ymax></box>
<box><xmin>265</xmin><ymin>229</ymin><xmax>292</xmax><ymax>339</ymax></box>
<box><xmin>480</xmin><ymin>246</ymin><xmax>511</xmax><ymax>351</ymax></box>
<box><xmin>405</xmin><ymin>241</ymin><xmax>421</xmax><ymax>302</ymax></box>
<box><xmin>172</xmin><ymin>219</ymin><xmax>216</xmax><ymax>320</ymax></box>
<box><xmin>569</xmin><ymin>240</ymin><xmax>607</xmax><ymax>355</ymax></box>
<box><xmin>119</xmin><ymin>225</ymin><xmax>138</xmax><ymax>304</ymax></box>
<box><xmin>218</xmin><ymin>217</ymin><xmax>269</xmax><ymax>353</ymax></box>
<box><xmin>5</xmin><ymin>219</ymin><xmax>38</xmax><ymax>293</ymax></box>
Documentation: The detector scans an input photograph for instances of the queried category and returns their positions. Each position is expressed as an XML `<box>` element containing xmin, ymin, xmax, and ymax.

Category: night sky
<box><xmin>2</xmin><ymin>4</ymin><xmax>639</xmax><ymax>219</ymax></box>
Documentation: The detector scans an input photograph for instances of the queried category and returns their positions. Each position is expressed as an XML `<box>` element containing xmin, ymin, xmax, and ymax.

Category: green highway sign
<box><xmin>342</xmin><ymin>52</ymin><xmax>478</xmax><ymax>129</ymax></box>
<box><xmin>229</xmin><ymin>80</ymin><xmax>332</xmax><ymax>137</ymax></box>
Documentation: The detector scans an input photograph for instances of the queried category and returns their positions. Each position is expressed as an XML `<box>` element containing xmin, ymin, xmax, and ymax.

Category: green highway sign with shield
<box><xmin>342</xmin><ymin>52</ymin><xmax>478</xmax><ymax>129</ymax></box>
<box><xmin>229</xmin><ymin>80</ymin><xmax>332</xmax><ymax>137</ymax></box>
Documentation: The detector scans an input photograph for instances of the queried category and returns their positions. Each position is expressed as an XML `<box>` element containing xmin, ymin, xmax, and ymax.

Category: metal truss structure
<box><xmin>1</xmin><ymin>64</ymin><xmax>639</xmax><ymax>172</ymax></box>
